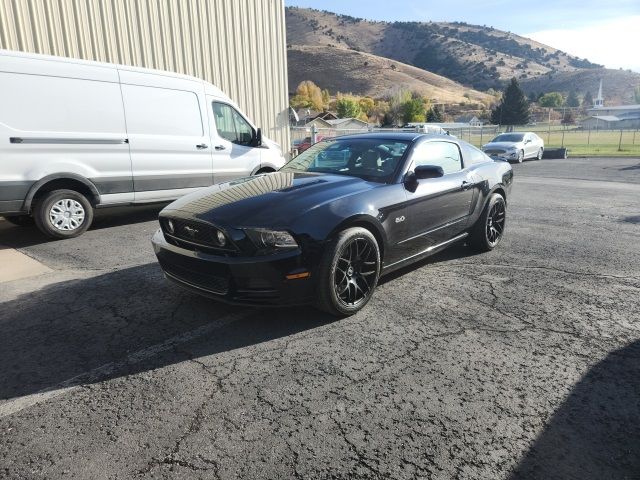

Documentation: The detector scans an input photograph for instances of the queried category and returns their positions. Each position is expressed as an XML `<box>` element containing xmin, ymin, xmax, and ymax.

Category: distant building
<box><xmin>580</xmin><ymin>80</ymin><xmax>640</xmax><ymax>129</ymax></box>
<box><xmin>454</xmin><ymin>115</ymin><xmax>483</xmax><ymax>126</ymax></box>
<box><xmin>326</xmin><ymin>118</ymin><xmax>369</xmax><ymax>130</ymax></box>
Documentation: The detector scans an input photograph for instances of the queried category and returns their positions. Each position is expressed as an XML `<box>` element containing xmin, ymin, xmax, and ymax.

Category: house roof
<box><xmin>326</xmin><ymin>118</ymin><xmax>369</xmax><ymax>126</ymax></box>
<box><xmin>303</xmin><ymin>117</ymin><xmax>333</xmax><ymax>128</ymax></box>
<box><xmin>585</xmin><ymin>115</ymin><xmax>621</xmax><ymax>122</ymax></box>
<box><xmin>590</xmin><ymin>104</ymin><xmax>640</xmax><ymax>111</ymax></box>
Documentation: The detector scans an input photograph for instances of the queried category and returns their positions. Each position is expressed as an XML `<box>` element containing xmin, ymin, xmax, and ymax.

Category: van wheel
<box><xmin>34</xmin><ymin>189</ymin><xmax>94</xmax><ymax>239</ymax></box>
<box><xmin>3</xmin><ymin>215</ymin><xmax>34</xmax><ymax>226</ymax></box>
<box><xmin>255</xmin><ymin>168</ymin><xmax>275</xmax><ymax>175</ymax></box>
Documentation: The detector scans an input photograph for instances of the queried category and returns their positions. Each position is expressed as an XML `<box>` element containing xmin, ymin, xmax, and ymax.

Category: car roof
<box><xmin>328</xmin><ymin>132</ymin><xmax>456</xmax><ymax>143</ymax></box>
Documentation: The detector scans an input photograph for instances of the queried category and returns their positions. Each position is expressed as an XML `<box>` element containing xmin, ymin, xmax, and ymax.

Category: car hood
<box><xmin>162</xmin><ymin>171</ymin><xmax>380</xmax><ymax>227</ymax></box>
<box><xmin>483</xmin><ymin>142</ymin><xmax>523</xmax><ymax>150</ymax></box>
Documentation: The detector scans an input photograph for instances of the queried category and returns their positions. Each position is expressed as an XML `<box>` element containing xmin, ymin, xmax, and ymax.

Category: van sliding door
<box><xmin>119</xmin><ymin>74</ymin><xmax>212</xmax><ymax>202</ymax></box>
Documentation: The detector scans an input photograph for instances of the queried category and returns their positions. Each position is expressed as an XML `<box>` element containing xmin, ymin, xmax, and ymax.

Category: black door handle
<box><xmin>196</xmin><ymin>143</ymin><xmax>209</xmax><ymax>149</ymax></box>
<box><xmin>214</xmin><ymin>145</ymin><xmax>226</xmax><ymax>151</ymax></box>
<box><xmin>462</xmin><ymin>181</ymin><xmax>475</xmax><ymax>190</ymax></box>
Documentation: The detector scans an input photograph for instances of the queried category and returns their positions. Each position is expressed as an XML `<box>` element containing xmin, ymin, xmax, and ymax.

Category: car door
<box><xmin>400</xmin><ymin>141</ymin><xmax>475</xmax><ymax>257</ymax></box>
<box><xmin>524</xmin><ymin>134</ymin><xmax>536</xmax><ymax>158</ymax></box>
<box><xmin>209</xmin><ymin>100</ymin><xmax>262</xmax><ymax>184</ymax></box>
<box><xmin>119</xmin><ymin>73</ymin><xmax>213</xmax><ymax>202</ymax></box>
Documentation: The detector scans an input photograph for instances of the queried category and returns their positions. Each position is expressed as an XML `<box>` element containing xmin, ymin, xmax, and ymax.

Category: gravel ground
<box><xmin>0</xmin><ymin>157</ymin><xmax>639</xmax><ymax>480</ymax></box>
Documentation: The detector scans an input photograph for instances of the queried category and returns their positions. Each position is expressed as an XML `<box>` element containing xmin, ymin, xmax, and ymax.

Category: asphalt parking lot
<box><xmin>1</xmin><ymin>157</ymin><xmax>639</xmax><ymax>479</ymax></box>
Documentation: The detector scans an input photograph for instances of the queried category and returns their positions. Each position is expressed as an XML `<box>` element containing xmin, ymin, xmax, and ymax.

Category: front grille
<box><xmin>159</xmin><ymin>257</ymin><xmax>229</xmax><ymax>295</ymax></box>
<box><xmin>484</xmin><ymin>149</ymin><xmax>505</xmax><ymax>155</ymax></box>
<box><xmin>161</xmin><ymin>218</ymin><xmax>236</xmax><ymax>255</ymax></box>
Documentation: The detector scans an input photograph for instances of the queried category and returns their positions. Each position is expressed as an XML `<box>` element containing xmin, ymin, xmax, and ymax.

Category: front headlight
<box><xmin>244</xmin><ymin>228</ymin><xmax>298</xmax><ymax>252</ymax></box>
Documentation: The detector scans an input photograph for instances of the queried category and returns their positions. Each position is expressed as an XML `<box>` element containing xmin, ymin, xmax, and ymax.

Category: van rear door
<box><xmin>119</xmin><ymin>70</ymin><xmax>213</xmax><ymax>202</ymax></box>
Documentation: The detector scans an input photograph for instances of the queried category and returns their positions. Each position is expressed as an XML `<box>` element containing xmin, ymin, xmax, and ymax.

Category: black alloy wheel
<box><xmin>486</xmin><ymin>199</ymin><xmax>506</xmax><ymax>246</ymax></box>
<box><xmin>468</xmin><ymin>193</ymin><xmax>506</xmax><ymax>252</ymax></box>
<box><xmin>334</xmin><ymin>237</ymin><xmax>378</xmax><ymax>308</ymax></box>
<box><xmin>315</xmin><ymin>227</ymin><xmax>381</xmax><ymax>316</ymax></box>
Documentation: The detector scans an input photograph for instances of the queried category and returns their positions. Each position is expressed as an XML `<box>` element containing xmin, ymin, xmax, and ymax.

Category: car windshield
<box><xmin>491</xmin><ymin>134</ymin><xmax>525</xmax><ymax>142</ymax></box>
<box><xmin>281</xmin><ymin>138</ymin><xmax>410</xmax><ymax>183</ymax></box>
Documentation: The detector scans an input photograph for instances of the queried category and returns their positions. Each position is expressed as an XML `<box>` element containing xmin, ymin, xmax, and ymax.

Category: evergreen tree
<box><xmin>583</xmin><ymin>91</ymin><xmax>593</xmax><ymax>107</ymax></box>
<box><xmin>566</xmin><ymin>90</ymin><xmax>580</xmax><ymax>107</ymax></box>
<box><xmin>490</xmin><ymin>78</ymin><xmax>530</xmax><ymax>126</ymax></box>
<box><xmin>426</xmin><ymin>105</ymin><xmax>443</xmax><ymax>122</ymax></box>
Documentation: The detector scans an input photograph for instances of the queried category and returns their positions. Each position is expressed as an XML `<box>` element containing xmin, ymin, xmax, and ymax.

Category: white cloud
<box><xmin>525</xmin><ymin>16</ymin><xmax>640</xmax><ymax>72</ymax></box>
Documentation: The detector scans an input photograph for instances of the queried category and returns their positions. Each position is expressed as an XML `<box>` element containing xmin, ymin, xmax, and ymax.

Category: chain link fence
<box><xmin>291</xmin><ymin>125</ymin><xmax>640</xmax><ymax>158</ymax></box>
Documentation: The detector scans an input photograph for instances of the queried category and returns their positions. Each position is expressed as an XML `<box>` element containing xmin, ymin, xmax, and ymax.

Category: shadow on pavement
<box><xmin>510</xmin><ymin>340</ymin><xmax>640</xmax><ymax>480</ymax></box>
<box><xmin>0</xmin><ymin>204</ymin><xmax>167</xmax><ymax>248</ymax></box>
<box><xmin>0</xmin><ymin>263</ymin><xmax>335</xmax><ymax>402</ymax></box>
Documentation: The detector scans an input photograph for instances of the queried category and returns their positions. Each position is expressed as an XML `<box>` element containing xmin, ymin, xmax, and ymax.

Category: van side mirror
<box><xmin>414</xmin><ymin>165</ymin><xmax>444</xmax><ymax>179</ymax></box>
<box><xmin>252</xmin><ymin>127</ymin><xmax>262</xmax><ymax>147</ymax></box>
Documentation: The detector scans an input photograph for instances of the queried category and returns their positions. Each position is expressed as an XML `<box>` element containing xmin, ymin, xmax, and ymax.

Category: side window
<box><xmin>212</xmin><ymin>102</ymin><xmax>254</xmax><ymax>146</ymax></box>
<box><xmin>412</xmin><ymin>141</ymin><xmax>463</xmax><ymax>174</ymax></box>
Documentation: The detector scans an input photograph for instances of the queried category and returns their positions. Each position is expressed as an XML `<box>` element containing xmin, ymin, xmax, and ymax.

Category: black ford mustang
<box><xmin>152</xmin><ymin>133</ymin><xmax>513</xmax><ymax>316</ymax></box>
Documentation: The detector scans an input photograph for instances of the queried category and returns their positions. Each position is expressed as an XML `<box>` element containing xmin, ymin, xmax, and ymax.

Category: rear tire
<box><xmin>33</xmin><ymin>189</ymin><xmax>94</xmax><ymax>239</ymax></box>
<box><xmin>468</xmin><ymin>193</ymin><xmax>506</xmax><ymax>252</ymax></box>
<box><xmin>3</xmin><ymin>215</ymin><xmax>34</xmax><ymax>226</ymax></box>
<box><xmin>315</xmin><ymin>227</ymin><xmax>381</xmax><ymax>317</ymax></box>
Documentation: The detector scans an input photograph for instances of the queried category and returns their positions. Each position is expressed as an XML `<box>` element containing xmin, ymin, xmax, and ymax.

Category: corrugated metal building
<box><xmin>0</xmin><ymin>0</ymin><xmax>290</xmax><ymax>150</ymax></box>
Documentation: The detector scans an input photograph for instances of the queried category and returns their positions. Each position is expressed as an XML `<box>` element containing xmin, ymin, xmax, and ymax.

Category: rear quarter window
<box><xmin>465</xmin><ymin>143</ymin><xmax>493</xmax><ymax>165</ymax></box>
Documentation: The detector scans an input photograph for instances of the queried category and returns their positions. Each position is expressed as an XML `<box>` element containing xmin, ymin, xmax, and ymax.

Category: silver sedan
<box><xmin>482</xmin><ymin>132</ymin><xmax>544</xmax><ymax>163</ymax></box>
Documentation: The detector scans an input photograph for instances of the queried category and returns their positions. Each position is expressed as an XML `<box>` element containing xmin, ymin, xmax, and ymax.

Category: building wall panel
<box><xmin>0</xmin><ymin>0</ymin><xmax>290</xmax><ymax>150</ymax></box>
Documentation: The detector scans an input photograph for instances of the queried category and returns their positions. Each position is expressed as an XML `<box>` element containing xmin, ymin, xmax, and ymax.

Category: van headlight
<box><xmin>245</xmin><ymin>228</ymin><xmax>298</xmax><ymax>252</ymax></box>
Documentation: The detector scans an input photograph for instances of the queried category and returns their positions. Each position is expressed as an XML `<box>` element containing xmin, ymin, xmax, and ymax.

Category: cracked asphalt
<box><xmin>1</xmin><ymin>157</ymin><xmax>639</xmax><ymax>479</ymax></box>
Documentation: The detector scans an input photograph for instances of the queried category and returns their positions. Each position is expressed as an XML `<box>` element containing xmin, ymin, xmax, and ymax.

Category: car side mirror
<box><xmin>414</xmin><ymin>165</ymin><xmax>444</xmax><ymax>179</ymax></box>
<box><xmin>252</xmin><ymin>127</ymin><xmax>262</xmax><ymax>147</ymax></box>
<box><xmin>525</xmin><ymin>139</ymin><xmax>531</xmax><ymax>144</ymax></box>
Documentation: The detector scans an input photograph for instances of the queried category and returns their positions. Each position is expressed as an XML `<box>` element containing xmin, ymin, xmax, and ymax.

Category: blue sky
<box><xmin>286</xmin><ymin>0</ymin><xmax>640</xmax><ymax>71</ymax></box>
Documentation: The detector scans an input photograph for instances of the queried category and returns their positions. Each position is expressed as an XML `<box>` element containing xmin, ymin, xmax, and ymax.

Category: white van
<box><xmin>0</xmin><ymin>50</ymin><xmax>285</xmax><ymax>238</ymax></box>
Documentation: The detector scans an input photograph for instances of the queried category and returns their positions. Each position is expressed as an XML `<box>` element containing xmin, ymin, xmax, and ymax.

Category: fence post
<box><xmin>311</xmin><ymin>124</ymin><xmax>317</xmax><ymax>144</ymax></box>
<box><xmin>587</xmin><ymin>128</ymin><xmax>591</xmax><ymax>145</ymax></box>
<box><xmin>561</xmin><ymin>129</ymin><xmax>565</xmax><ymax>147</ymax></box>
<box><xmin>480</xmin><ymin>126</ymin><xmax>483</xmax><ymax>145</ymax></box>
<box><xmin>633</xmin><ymin>130</ymin><xmax>637</xmax><ymax>145</ymax></box>
<box><xmin>618</xmin><ymin>130</ymin><xmax>623</xmax><ymax>152</ymax></box>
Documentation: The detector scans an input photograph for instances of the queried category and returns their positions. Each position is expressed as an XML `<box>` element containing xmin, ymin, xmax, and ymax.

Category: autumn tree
<box><xmin>290</xmin><ymin>80</ymin><xmax>325</xmax><ymax>111</ymax></box>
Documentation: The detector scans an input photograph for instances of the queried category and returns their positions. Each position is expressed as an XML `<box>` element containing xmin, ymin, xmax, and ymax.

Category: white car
<box><xmin>0</xmin><ymin>50</ymin><xmax>286</xmax><ymax>238</ymax></box>
<box><xmin>482</xmin><ymin>132</ymin><xmax>544</xmax><ymax>163</ymax></box>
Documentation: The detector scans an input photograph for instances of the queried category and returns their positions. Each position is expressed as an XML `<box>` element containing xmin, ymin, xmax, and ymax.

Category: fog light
<box><xmin>216</xmin><ymin>230</ymin><xmax>226</xmax><ymax>246</ymax></box>
<box><xmin>166</xmin><ymin>219</ymin><xmax>174</xmax><ymax>234</ymax></box>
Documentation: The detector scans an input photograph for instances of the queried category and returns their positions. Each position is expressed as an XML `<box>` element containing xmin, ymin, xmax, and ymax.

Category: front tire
<box><xmin>468</xmin><ymin>193</ymin><xmax>506</xmax><ymax>252</ymax></box>
<box><xmin>537</xmin><ymin>148</ymin><xmax>543</xmax><ymax>160</ymax></box>
<box><xmin>517</xmin><ymin>150</ymin><xmax>524</xmax><ymax>163</ymax></box>
<box><xmin>33</xmin><ymin>189</ymin><xmax>94</xmax><ymax>239</ymax></box>
<box><xmin>315</xmin><ymin>227</ymin><xmax>381</xmax><ymax>316</ymax></box>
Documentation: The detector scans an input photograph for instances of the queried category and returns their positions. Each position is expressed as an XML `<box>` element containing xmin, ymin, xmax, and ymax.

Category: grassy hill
<box><xmin>288</xmin><ymin>45</ymin><xmax>492</xmax><ymax>104</ymax></box>
<box><xmin>286</xmin><ymin>7</ymin><xmax>640</xmax><ymax>104</ymax></box>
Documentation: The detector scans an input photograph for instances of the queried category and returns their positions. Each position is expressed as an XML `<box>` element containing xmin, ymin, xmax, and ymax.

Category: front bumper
<box><xmin>151</xmin><ymin>229</ymin><xmax>315</xmax><ymax>306</ymax></box>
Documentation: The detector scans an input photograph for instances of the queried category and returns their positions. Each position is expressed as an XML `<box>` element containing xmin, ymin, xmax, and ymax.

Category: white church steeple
<box><xmin>594</xmin><ymin>79</ymin><xmax>604</xmax><ymax>108</ymax></box>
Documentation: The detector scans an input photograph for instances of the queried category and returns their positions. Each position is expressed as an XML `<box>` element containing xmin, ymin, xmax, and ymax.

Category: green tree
<box><xmin>490</xmin><ymin>78</ymin><xmax>530</xmax><ymax>125</ymax></box>
<box><xmin>336</xmin><ymin>96</ymin><xmax>362</xmax><ymax>118</ymax></box>
<box><xmin>582</xmin><ymin>91</ymin><xmax>593</xmax><ymax>107</ymax></box>
<box><xmin>426</xmin><ymin>105</ymin><xmax>444</xmax><ymax>122</ymax></box>
<box><xmin>387</xmin><ymin>88</ymin><xmax>412</xmax><ymax>124</ymax></box>
<box><xmin>566</xmin><ymin>90</ymin><xmax>580</xmax><ymax>107</ymax></box>
<box><xmin>401</xmin><ymin>98</ymin><xmax>426</xmax><ymax>123</ymax></box>
<box><xmin>538</xmin><ymin>92</ymin><xmax>564</xmax><ymax>108</ymax></box>
<box><xmin>635</xmin><ymin>86</ymin><xmax>640</xmax><ymax>104</ymax></box>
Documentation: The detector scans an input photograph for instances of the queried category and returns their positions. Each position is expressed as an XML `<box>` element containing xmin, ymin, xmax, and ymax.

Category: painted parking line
<box><xmin>0</xmin><ymin>310</ymin><xmax>252</xmax><ymax>418</ymax></box>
